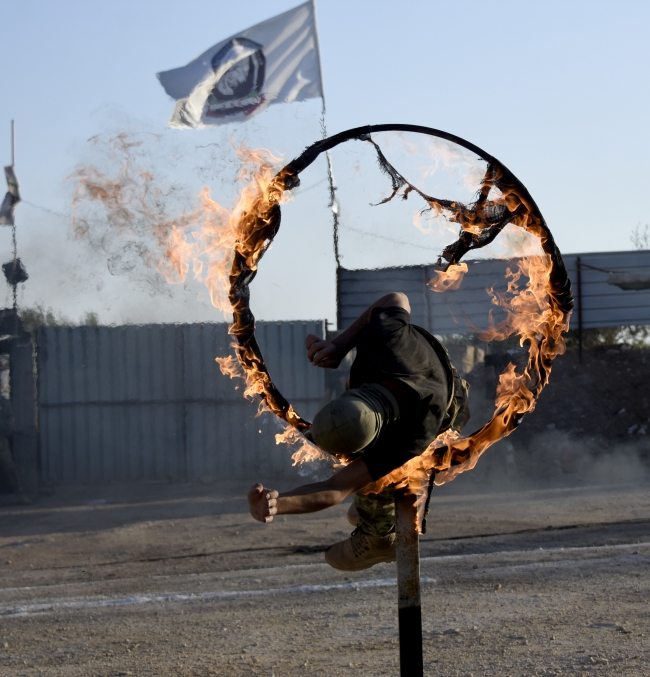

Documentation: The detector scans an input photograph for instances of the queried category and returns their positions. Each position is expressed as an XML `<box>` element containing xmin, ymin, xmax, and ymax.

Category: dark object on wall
<box><xmin>607</xmin><ymin>271</ymin><xmax>650</xmax><ymax>290</ymax></box>
<box><xmin>2</xmin><ymin>258</ymin><xmax>28</xmax><ymax>286</ymax></box>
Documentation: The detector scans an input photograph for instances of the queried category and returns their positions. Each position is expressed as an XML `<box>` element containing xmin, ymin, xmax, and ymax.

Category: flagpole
<box><xmin>312</xmin><ymin>0</ymin><xmax>342</xmax><ymax>329</ymax></box>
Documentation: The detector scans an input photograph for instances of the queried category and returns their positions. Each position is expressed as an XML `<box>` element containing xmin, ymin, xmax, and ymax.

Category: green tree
<box><xmin>19</xmin><ymin>304</ymin><xmax>100</xmax><ymax>335</ymax></box>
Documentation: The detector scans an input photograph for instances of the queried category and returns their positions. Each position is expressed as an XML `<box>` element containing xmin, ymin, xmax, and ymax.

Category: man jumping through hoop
<box><xmin>248</xmin><ymin>292</ymin><xmax>469</xmax><ymax>571</ymax></box>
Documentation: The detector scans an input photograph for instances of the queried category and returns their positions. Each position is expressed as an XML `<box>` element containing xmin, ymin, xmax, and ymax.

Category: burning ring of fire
<box><xmin>225</xmin><ymin>124</ymin><xmax>574</xmax><ymax>493</ymax></box>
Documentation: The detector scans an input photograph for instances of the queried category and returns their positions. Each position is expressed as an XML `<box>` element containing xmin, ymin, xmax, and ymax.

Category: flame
<box><xmin>71</xmin><ymin>131</ymin><xmax>572</xmax><ymax>507</ymax></box>
<box><xmin>216</xmin><ymin>351</ymin><xmax>328</xmax><ymax>465</ymax></box>
<box><xmin>427</xmin><ymin>262</ymin><xmax>468</xmax><ymax>291</ymax></box>
<box><xmin>70</xmin><ymin>134</ymin><xmax>329</xmax><ymax>466</ymax></box>
<box><xmin>214</xmin><ymin>354</ymin><xmax>243</xmax><ymax>384</ymax></box>
<box><xmin>178</xmin><ymin>147</ymin><xmax>331</xmax><ymax>466</ymax></box>
<box><xmin>274</xmin><ymin>424</ymin><xmax>331</xmax><ymax>466</ymax></box>
<box><xmin>201</xmin><ymin>137</ymin><xmax>570</xmax><ymax>498</ymax></box>
<box><xmin>70</xmin><ymin>137</ymin><xmax>288</xmax><ymax>313</ymax></box>
<box><xmin>158</xmin><ymin>146</ymin><xmax>289</xmax><ymax>313</ymax></box>
<box><xmin>207</xmin><ymin>136</ymin><xmax>570</xmax><ymax>499</ymax></box>
<box><xmin>191</xmin><ymin>140</ymin><xmax>570</xmax><ymax>524</ymax></box>
<box><xmin>215</xmin><ymin>343</ymin><xmax>275</xmax><ymax>414</ymax></box>
<box><xmin>381</xmin><ymin>131</ymin><xmax>487</xmax><ymax>192</ymax></box>
<box><xmin>359</xmin><ymin>191</ymin><xmax>571</xmax><ymax>520</ymax></box>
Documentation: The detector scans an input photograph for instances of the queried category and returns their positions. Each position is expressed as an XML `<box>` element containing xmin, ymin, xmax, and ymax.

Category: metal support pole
<box><xmin>576</xmin><ymin>256</ymin><xmax>583</xmax><ymax>364</ymax></box>
<box><xmin>395</xmin><ymin>489</ymin><xmax>424</xmax><ymax>677</ymax></box>
<box><xmin>10</xmin><ymin>120</ymin><xmax>17</xmax><ymax>312</ymax></box>
<box><xmin>11</xmin><ymin>227</ymin><xmax>17</xmax><ymax>312</ymax></box>
<box><xmin>312</xmin><ymin>1</ymin><xmax>342</xmax><ymax>329</ymax></box>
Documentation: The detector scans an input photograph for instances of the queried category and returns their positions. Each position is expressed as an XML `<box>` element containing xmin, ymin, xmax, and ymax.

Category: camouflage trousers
<box><xmin>355</xmin><ymin>487</ymin><xmax>395</xmax><ymax>538</ymax></box>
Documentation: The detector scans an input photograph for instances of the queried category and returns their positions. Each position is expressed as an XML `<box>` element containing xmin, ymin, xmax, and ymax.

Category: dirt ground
<box><xmin>1</xmin><ymin>472</ymin><xmax>649</xmax><ymax>677</ymax></box>
<box><xmin>509</xmin><ymin>345</ymin><xmax>650</xmax><ymax>444</ymax></box>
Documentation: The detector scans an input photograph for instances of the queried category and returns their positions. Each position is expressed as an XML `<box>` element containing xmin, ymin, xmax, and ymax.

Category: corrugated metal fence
<box><xmin>566</xmin><ymin>251</ymin><xmax>650</xmax><ymax>328</ymax></box>
<box><xmin>339</xmin><ymin>249</ymin><xmax>650</xmax><ymax>334</ymax></box>
<box><xmin>32</xmin><ymin>250</ymin><xmax>650</xmax><ymax>485</ymax></box>
<box><xmin>37</xmin><ymin>321</ymin><xmax>326</xmax><ymax>484</ymax></box>
<box><xmin>339</xmin><ymin>261</ymin><xmax>510</xmax><ymax>335</ymax></box>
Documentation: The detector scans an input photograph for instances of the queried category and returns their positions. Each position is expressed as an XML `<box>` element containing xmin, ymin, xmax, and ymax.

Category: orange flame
<box><xmin>70</xmin><ymin>135</ymin><xmax>329</xmax><ymax>466</ymax></box>
<box><xmin>190</xmin><ymin>149</ymin><xmax>330</xmax><ymax>466</ymax></box>
<box><xmin>274</xmin><ymin>425</ymin><xmax>331</xmax><ymax>466</ymax></box>
<box><xmin>427</xmin><ymin>262</ymin><xmax>468</xmax><ymax>291</ymax></box>
<box><xmin>184</xmin><ymin>144</ymin><xmax>570</xmax><ymax>523</ymax></box>
<box><xmin>158</xmin><ymin>147</ymin><xmax>289</xmax><ymax>313</ymax></box>
<box><xmin>216</xmin><ymin>351</ymin><xmax>328</xmax><ymax>465</ymax></box>
<box><xmin>359</xmin><ymin>207</ymin><xmax>571</xmax><ymax>519</ymax></box>
<box><xmin>70</xmin><ymin>133</ymin><xmax>571</xmax><ymax>503</ymax></box>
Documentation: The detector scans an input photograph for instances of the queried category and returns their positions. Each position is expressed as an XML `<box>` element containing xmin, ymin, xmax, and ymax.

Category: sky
<box><xmin>1</xmin><ymin>0</ymin><xmax>649</xmax><ymax>327</ymax></box>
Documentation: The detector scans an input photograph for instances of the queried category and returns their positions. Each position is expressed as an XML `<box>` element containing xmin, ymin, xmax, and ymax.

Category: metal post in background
<box><xmin>312</xmin><ymin>1</ymin><xmax>342</xmax><ymax>329</ymax></box>
<box><xmin>395</xmin><ymin>489</ymin><xmax>424</xmax><ymax>677</ymax></box>
<box><xmin>576</xmin><ymin>256</ymin><xmax>583</xmax><ymax>363</ymax></box>
<box><xmin>10</xmin><ymin>120</ymin><xmax>18</xmax><ymax>312</ymax></box>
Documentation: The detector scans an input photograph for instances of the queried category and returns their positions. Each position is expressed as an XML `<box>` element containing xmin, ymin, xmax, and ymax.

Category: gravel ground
<box><xmin>1</xmin><ymin>478</ymin><xmax>649</xmax><ymax>676</ymax></box>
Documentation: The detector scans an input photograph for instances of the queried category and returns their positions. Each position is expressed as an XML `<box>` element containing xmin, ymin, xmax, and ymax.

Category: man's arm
<box><xmin>305</xmin><ymin>292</ymin><xmax>411</xmax><ymax>369</ymax></box>
<box><xmin>248</xmin><ymin>456</ymin><xmax>374</xmax><ymax>523</ymax></box>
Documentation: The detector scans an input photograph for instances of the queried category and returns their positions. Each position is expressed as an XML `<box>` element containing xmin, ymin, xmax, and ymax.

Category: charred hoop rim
<box><xmin>227</xmin><ymin>124</ymin><xmax>573</xmax><ymax>463</ymax></box>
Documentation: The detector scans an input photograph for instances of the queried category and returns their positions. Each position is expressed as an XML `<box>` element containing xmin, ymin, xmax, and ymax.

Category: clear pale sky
<box><xmin>1</xmin><ymin>0</ymin><xmax>648</xmax><ymax>326</ymax></box>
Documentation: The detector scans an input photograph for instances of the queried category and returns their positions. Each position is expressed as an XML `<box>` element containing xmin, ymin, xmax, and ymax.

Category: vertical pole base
<box><xmin>398</xmin><ymin>606</ymin><xmax>424</xmax><ymax>676</ymax></box>
<box><xmin>395</xmin><ymin>490</ymin><xmax>424</xmax><ymax>677</ymax></box>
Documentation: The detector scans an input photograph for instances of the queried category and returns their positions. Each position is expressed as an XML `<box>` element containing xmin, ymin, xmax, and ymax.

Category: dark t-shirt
<box><xmin>349</xmin><ymin>306</ymin><xmax>450</xmax><ymax>480</ymax></box>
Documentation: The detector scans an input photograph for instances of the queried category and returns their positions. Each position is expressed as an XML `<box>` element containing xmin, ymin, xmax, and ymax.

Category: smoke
<box><xmin>435</xmin><ymin>429</ymin><xmax>650</xmax><ymax>496</ymax></box>
<box><xmin>60</xmin><ymin>104</ymin><xmax>336</xmax><ymax>327</ymax></box>
<box><xmin>69</xmin><ymin>132</ymin><xmax>209</xmax><ymax>297</ymax></box>
<box><xmin>526</xmin><ymin>430</ymin><xmax>650</xmax><ymax>486</ymax></box>
<box><xmin>67</xmin><ymin>128</ymin><xmax>289</xmax><ymax>322</ymax></box>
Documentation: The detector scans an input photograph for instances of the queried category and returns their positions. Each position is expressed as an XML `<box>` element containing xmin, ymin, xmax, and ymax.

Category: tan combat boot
<box><xmin>346</xmin><ymin>502</ymin><xmax>359</xmax><ymax>527</ymax></box>
<box><xmin>325</xmin><ymin>528</ymin><xmax>396</xmax><ymax>571</ymax></box>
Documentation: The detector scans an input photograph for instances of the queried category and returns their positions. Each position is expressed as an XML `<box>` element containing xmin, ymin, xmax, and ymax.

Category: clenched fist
<box><xmin>248</xmin><ymin>483</ymin><xmax>279</xmax><ymax>524</ymax></box>
<box><xmin>305</xmin><ymin>334</ymin><xmax>342</xmax><ymax>369</ymax></box>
